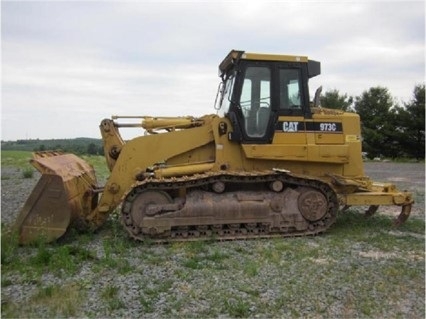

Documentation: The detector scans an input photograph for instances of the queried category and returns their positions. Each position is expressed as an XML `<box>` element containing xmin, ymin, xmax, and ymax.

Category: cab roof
<box><xmin>220</xmin><ymin>50</ymin><xmax>308</xmax><ymax>71</ymax></box>
<box><xmin>219</xmin><ymin>50</ymin><xmax>320</xmax><ymax>78</ymax></box>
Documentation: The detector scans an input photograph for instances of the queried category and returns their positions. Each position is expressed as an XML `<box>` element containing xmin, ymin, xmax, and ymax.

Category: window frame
<box><xmin>226</xmin><ymin>60</ymin><xmax>312</xmax><ymax>144</ymax></box>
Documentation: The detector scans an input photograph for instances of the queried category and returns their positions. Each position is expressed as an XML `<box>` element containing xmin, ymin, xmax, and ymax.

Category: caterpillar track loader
<box><xmin>15</xmin><ymin>50</ymin><xmax>413</xmax><ymax>244</ymax></box>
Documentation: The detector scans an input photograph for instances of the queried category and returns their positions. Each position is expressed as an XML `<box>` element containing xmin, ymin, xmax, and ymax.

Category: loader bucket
<box><xmin>14</xmin><ymin>151</ymin><xmax>99</xmax><ymax>245</ymax></box>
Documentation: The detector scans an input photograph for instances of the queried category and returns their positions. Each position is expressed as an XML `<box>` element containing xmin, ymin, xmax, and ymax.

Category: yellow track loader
<box><xmin>15</xmin><ymin>50</ymin><xmax>413</xmax><ymax>244</ymax></box>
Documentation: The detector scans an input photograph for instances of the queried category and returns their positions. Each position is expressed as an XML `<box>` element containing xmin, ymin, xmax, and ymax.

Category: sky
<box><xmin>1</xmin><ymin>0</ymin><xmax>425</xmax><ymax>141</ymax></box>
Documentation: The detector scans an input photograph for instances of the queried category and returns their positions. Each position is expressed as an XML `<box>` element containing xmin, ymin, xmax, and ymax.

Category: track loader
<box><xmin>15</xmin><ymin>50</ymin><xmax>413</xmax><ymax>244</ymax></box>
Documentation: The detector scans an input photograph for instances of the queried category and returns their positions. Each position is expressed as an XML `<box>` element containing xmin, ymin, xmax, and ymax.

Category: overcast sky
<box><xmin>1</xmin><ymin>1</ymin><xmax>425</xmax><ymax>140</ymax></box>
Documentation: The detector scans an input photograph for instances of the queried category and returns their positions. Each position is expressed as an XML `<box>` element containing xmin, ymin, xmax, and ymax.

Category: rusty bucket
<box><xmin>14</xmin><ymin>151</ymin><xmax>99</xmax><ymax>244</ymax></box>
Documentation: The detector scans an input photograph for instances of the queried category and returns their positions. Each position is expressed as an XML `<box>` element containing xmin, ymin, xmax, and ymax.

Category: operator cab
<box><xmin>215</xmin><ymin>50</ymin><xmax>320</xmax><ymax>143</ymax></box>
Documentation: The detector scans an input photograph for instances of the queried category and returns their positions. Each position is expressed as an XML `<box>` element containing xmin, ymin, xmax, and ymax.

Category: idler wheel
<box><xmin>129</xmin><ymin>190</ymin><xmax>172</xmax><ymax>226</ymax></box>
<box><xmin>298</xmin><ymin>187</ymin><xmax>328</xmax><ymax>222</ymax></box>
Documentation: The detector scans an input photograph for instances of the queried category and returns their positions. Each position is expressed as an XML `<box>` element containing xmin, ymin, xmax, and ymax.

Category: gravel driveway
<box><xmin>1</xmin><ymin>162</ymin><xmax>424</xmax><ymax>318</ymax></box>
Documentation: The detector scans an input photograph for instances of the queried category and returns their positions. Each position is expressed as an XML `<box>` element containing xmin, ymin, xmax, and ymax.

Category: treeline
<box><xmin>321</xmin><ymin>84</ymin><xmax>425</xmax><ymax>160</ymax></box>
<box><xmin>2</xmin><ymin>84</ymin><xmax>424</xmax><ymax>160</ymax></box>
<box><xmin>1</xmin><ymin>137</ymin><xmax>104</xmax><ymax>156</ymax></box>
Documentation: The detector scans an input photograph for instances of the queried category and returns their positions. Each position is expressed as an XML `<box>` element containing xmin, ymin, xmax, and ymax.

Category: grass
<box><xmin>1</xmin><ymin>227</ymin><xmax>97</xmax><ymax>280</ymax></box>
<box><xmin>1</xmin><ymin>156</ymin><xmax>424</xmax><ymax>318</ymax></box>
<box><xmin>243</xmin><ymin>260</ymin><xmax>259</xmax><ymax>277</ymax></box>
<box><xmin>2</xmin><ymin>282</ymin><xmax>84</xmax><ymax>318</ymax></box>
<box><xmin>1</xmin><ymin>210</ymin><xmax>424</xmax><ymax>318</ymax></box>
<box><xmin>81</xmin><ymin>154</ymin><xmax>111</xmax><ymax>182</ymax></box>
<box><xmin>1</xmin><ymin>150</ymin><xmax>110</xmax><ymax>183</ymax></box>
<box><xmin>101</xmin><ymin>284</ymin><xmax>125</xmax><ymax>311</ymax></box>
<box><xmin>1</xmin><ymin>151</ymin><xmax>34</xmax><ymax>180</ymax></box>
<box><xmin>21</xmin><ymin>167</ymin><xmax>34</xmax><ymax>178</ymax></box>
<box><xmin>223</xmin><ymin>297</ymin><xmax>251</xmax><ymax>318</ymax></box>
<box><xmin>1</xmin><ymin>150</ymin><xmax>33</xmax><ymax>168</ymax></box>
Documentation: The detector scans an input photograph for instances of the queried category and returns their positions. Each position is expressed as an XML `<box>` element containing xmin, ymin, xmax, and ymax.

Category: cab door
<box><xmin>273</xmin><ymin>67</ymin><xmax>308</xmax><ymax>146</ymax></box>
<box><xmin>237</xmin><ymin>63</ymin><xmax>275</xmax><ymax>143</ymax></box>
<box><xmin>242</xmin><ymin>66</ymin><xmax>310</xmax><ymax>161</ymax></box>
<box><xmin>266</xmin><ymin>64</ymin><xmax>310</xmax><ymax>160</ymax></box>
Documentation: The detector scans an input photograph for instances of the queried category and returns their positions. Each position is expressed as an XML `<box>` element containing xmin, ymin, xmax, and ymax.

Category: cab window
<box><xmin>240</xmin><ymin>66</ymin><xmax>271</xmax><ymax>138</ymax></box>
<box><xmin>279</xmin><ymin>69</ymin><xmax>302</xmax><ymax>110</ymax></box>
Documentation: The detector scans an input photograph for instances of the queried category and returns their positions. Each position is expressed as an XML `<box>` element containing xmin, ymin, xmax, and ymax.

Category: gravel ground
<box><xmin>1</xmin><ymin>162</ymin><xmax>425</xmax><ymax>318</ymax></box>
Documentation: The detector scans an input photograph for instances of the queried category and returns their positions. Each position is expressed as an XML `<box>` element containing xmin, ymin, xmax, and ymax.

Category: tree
<box><xmin>87</xmin><ymin>143</ymin><xmax>98</xmax><ymax>155</ymax></box>
<box><xmin>393</xmin><ymin>84</ymin><xmax>425</xmax><ymax>159</ymax></box>
<box><xmin>353</xmin><ymin>86</ymin><xmax>399</xmax><ymax>158</ymax></box>
<box><xmin>97</xmin><ymin>145</ymin><xmax>105</xmax><ymax>156</ymax></box>
<box><xmin>320</xmin><ymin>89</ymin><xmax>353</xmax><ymax>111</ymax></box>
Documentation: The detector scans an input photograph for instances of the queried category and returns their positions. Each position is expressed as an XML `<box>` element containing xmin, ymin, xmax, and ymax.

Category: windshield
<box><xmin>214</xmin><ymin>71</ymin><xmax>235</xmax><ymax>115</ymax></box>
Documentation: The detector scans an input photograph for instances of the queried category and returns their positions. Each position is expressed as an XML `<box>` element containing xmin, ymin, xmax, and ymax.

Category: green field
<box><xmin>1</xmin><ymin>150</ymin><xmax>110</xmax><ymax>181</ymax></box>
<box><xmin>1</xmin><ymin>153</ymin><xmax>424</xmax><ymax>318</ymax></box>
<box><xmin>1</xmin><ymin>150</ymin><xmax>33</xmax><ymax>168</ymax></box>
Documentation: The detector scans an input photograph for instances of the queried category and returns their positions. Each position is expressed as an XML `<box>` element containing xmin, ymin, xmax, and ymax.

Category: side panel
<box><xmin>310</xmin><ymin>111</ymin><xmax>363</xmax><ymax>176</ymax></box>
<box><xmin>272</xmin><ymin>116</ymin><xmax>307</xmax><ymax>145</ymax></box>
<box><xmin>307</xmin><ymin>113</ymin><xmax>347</xmax><ymax>163</ymax></box>
<box><xmin>341</xmin><ymin>112</ymin><xmax>364</xmax><ymax>177</ymax></box>
<box><xmin>243</xmin><ymin>115</ymin><xmax>350</xmax><ymax>165</ymax></box>
<box><xmin>242</xmin><ymin>144</ymin><xmax>308</xmax><ymax>161</ymax></box>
